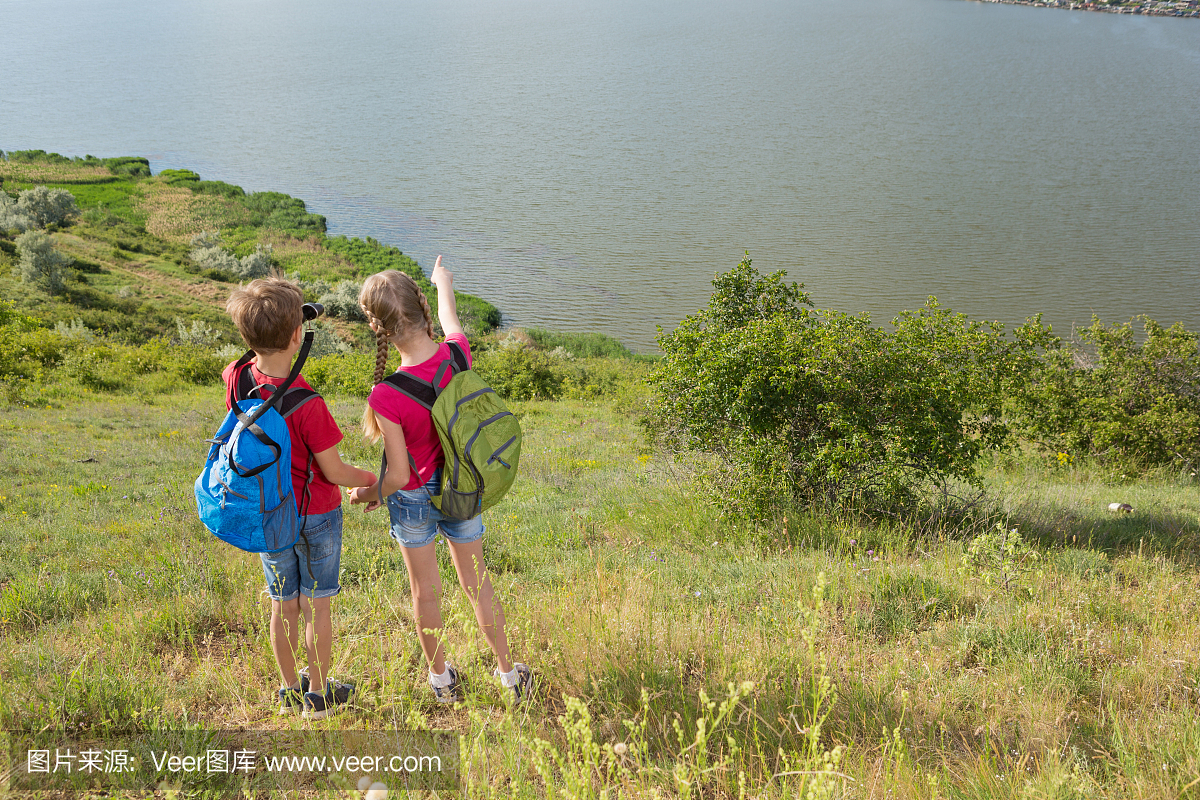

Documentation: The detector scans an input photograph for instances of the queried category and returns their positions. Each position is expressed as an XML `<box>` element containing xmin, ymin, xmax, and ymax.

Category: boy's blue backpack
<box><xmin>195</xmin><ymin>333</ymin><xmax>318</xmax><ymax>553</ymax></box>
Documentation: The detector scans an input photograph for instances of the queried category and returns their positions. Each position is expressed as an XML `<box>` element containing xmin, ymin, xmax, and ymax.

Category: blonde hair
<box><xmin>358</xmin><ymin>270</ymin><xmax>435</xmax><ymax>443</ymax></box>
<box><xmin>225</xmin><ymin>277</ymin><xmax>303</xmax><ymax>353</ymax></box>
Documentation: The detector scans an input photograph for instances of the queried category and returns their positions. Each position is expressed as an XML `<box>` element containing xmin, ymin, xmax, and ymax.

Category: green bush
<box><xmin>473</xmin><ymin>344</ymin><xmax>565</xmax><ymax>401</ymax></box>
<box><xmin>524</xmin><ymin>327</ymin><xmax>640</xmax><ymax>359</ymax></box>
<box><xmin>646</xmin><ymin>257</ymin><xmax>1052</xmax><ymax>515</ymax></box>
<box><xmin>318</xmin><ymin>280</ymin><xmax>366</xmax><ymax>321</ymax></box>
<box><xmin>158</xmin><ymin>168</ymin><xmax>200</xmax><ymax>185</ymax></box>
<box><xmin>15</xmin><ymin>231</ymin><xmax>72</xmax><ymax>294</ymax></box>
<box><xmin>0</xmin><ymin>326</ymin><xmax>74</xmax><ymax>382</ymax></box>
<box><xmin>16</xmin><ymin>186</ymin><xmax>79</xmax><ymax>228</ymax></box>
<box><xmin>452</xmin><ymin>292</ymin><xmax>503</xmax><ymax>338</ymax></box>
<box><xmin>99</xmin><ymin>156</ymin><xmax>151</xmax><ymax>179</ymax></box>
<box><xmin>307</xmin><ymin>321</ymin><xmax>350</xmax><ymax>359</ymax></box>
<box><xmin>243</xmin><ymin>192</ymin><xmax>326</xmax><ymax>234</ymax></box>
<box><xmin>62</xmin><ymin>345</ymin><xmax>123</xmax><ymax>390</ymax></box>
<box><xmin>0</xmin><ymin>192</ymin><xmax>34</xmax><ymax>233</ymax></box>
<box><xmin>304</xmin><ymin>352</ymin><xmax>377</xmax><ymax>398</ymax></box>
<box><xmin>322</xmin><ymin>235</ymin><xmax>423</xmax><ymax>281</ymax></box>
<box><xmin>1012</xmin><ymin>316</ymin><xmax>1200</xmax><ymax>471</ymax></box>
<box><xmin>170</xmin><ymin>345</ymin><xmax>224</xmax><ymax>385</ymax></box>
<box><xmin>193</xmin><ymin>180</ymin><xmax>245</xmax><ymax>199</ymax></box>
<box><xmin>189</xmin><ymin>232</ymin><xmax>273</xmax><ymax>280</ymax></box>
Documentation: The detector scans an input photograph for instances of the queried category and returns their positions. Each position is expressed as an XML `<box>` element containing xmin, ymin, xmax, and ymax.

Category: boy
<box><xmin>224</xmin><ymin>277</ymin><xmax>376</xmax><ymax>718</ymax></box>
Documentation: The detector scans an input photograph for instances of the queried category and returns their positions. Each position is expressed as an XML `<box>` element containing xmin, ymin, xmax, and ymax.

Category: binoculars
<box><xmin>302</xmin><ymin>302</ymin><xmax>325</xmax><ymax>321</ymax></box>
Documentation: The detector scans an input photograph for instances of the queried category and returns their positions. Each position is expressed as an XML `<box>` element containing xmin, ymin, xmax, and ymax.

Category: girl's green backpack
<box><xmin>378</xmin><ymin>342</ymin><xmax>521</xmax><ymax>519</ymax></box>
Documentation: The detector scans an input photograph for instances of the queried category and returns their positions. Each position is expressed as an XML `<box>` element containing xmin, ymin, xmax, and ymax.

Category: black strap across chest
<box><xmin>235</xmin><ymin>364</ymin><xmax>320</xmax><ymax>419</ymax></box>
<box><xmin>373</xmin><ymin>341</ymin><xmax>468</xmax><ymax>503</ymax></box>
<box><xmin>378</xmin><ymin>340</ymin><xmax>469</xmax><ymax>408</ymax></box>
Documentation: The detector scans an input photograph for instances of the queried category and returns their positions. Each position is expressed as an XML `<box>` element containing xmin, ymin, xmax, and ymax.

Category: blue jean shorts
<box><xmin>387</xmin><ymin>469</ymin><xmax>485</xmax><ymax>549</ymax></box>
<box><xmin>260</xmin><ymin>506</ymin><xmax>343</xmax><ymax>601</ymax></box>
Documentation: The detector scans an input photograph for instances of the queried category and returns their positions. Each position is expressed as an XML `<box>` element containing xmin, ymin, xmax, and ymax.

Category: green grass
<box><xmin>1</xmin><ymin>384</ymin><xmax>1197</xmax><ymax>798</ymax></box>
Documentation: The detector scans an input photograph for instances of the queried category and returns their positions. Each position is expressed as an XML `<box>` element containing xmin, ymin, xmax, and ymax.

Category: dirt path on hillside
<box><xmin>54</xmin><ymin>232</ymin><xmax>230</xmax><ymax>308</ymax></box>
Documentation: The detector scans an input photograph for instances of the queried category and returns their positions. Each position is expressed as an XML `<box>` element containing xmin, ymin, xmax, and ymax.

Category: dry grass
<box><xmin>0</xmin><ymin>160</ymin><xmax>114</xmax><ymax>184</ymax></box>
<box><xmin>138</xmin><ymin>182</ymin><xmax>256</xmax><ymax>241</ymax></box>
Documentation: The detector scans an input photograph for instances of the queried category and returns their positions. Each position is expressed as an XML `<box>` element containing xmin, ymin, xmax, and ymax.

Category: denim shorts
<box><xmin>387</xmin><ymin>469</ymin><xmax>485</xmax><ymax>549</ymax></box>
<box><xmin>260</xmin><ymin>506</ymin><xmax>343</xmax><ymax>601</ymax></box>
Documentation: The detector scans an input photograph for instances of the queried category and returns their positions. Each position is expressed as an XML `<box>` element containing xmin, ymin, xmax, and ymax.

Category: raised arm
<box><xmin>430</xmin><ymin>255</ymin><xmax>464</xmax><ymax>339</ymax></box>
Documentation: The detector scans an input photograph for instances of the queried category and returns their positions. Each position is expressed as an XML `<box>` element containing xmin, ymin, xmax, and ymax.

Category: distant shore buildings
<box><xmin>971</xmin><ymin>0</ymin><xmax>1199</xmax><ymax>17</ymax></box>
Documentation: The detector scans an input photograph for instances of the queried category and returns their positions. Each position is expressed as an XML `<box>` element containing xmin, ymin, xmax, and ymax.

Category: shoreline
<box><xmin>968</xmin><ymin>0</ymin><xmax>1200</xmax><ymax>17</ymax></box>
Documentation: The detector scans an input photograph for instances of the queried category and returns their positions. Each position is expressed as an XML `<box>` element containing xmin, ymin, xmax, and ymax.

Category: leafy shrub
<box><xmin>17</xmin><ymin>186</ymin><xmax>80</xmax><ymax>228</ymax></box>
<box><xmin>99</xmin><ymin>156</ymin><xmax>151</xmax><ymax>178</ymax></box>
<box><xmin>0</xmin><ymin>326</ymin><xmax>74</xmax><ymax>383</ymax></box>
<box><xmin>15</xmin><ymin>231</ymin><xmax>72</xmax><ymax>294</ymax></box>
<box><xmin>193</xmin><ymin>180</ymin><xmax>245</xmax><ymax>199</ymax></box>
<box><xmin>304</xmin><ymin>352</ymin><xmax>377</xmax><ymax>397</ymax></box>
<box><xmin>318</xmin><ymin>280</ymin><xmax>366</xmax><ymax>321</ymax></box>
<box><xmin>1012</xmin><ymin>316</ymin><xmax>1200</xmax><ymax>471</ymax></box>
<box><xmin>53</xmin><ymin>319</ymin><xmax>95</xmax><ymax>340</ymax></box>
<box><xmin>175</xmin><ymin>318</ymin><xmax>224</xmax><ymax>348</ymax></box>
<box><xmin>960</xmin><ymin>522</ymin><xmax>1041</xmax><ymax>593</ymax></box>
<box><xmin>169</xmin><ymin>345</ymin><xmax>224</xmax><ymax>384</ymax></box>
<box><xmin>0</xmin><ymin>301</ymin><xmax>39</xmax><ymax>331</ymax></box>
<box><xmin>525</xmin><ymin>328</ymin><xmax>639</xmax><ymax>359</ymax></box>
<box><xmin>0</xmin><ymin>192</ymin><xmax>34</xmax><ymax>233</ymax></box>
<box><xmin>289</xmin><ymin>273</ymin><xmax>331</xmax><ymax>302</ymax></box>
<box><xmin>189</xmin><ymin>232</ymin><xmax>274</xmax><ymax>280</ymax></box>
<box><xmin>308</xmin><ymin>321</ymin><xmax>350</xmax><ymax>359</ymax></box>
<box><xmin>473</xmin><ymin>342</ymin><xmax>565</xmax><ymax>401</ymax></box>
<box><xmin>158</xmin><ymin>168</ymin><xmax>200</xmax><ymax>186</ymax></box>
<box><xmin>322</xmin><ymin>235</ymin><xmax>423</xmax><ymax>281</ymax></box>
<box><xmin>62</xmin><ymin>345</ymin><xmax>123</xmax><ymax>390</ymax></box>
<box><xmin>243</xmin><ymin>191</ymin><xmax>326</xmax><ymax>234</ymax></box>
<box><xmin>4</xmin><ymin>149</ymin><xmax>73</xmax><ymax>164</ymax></box>
<box><xmin>189</xmin><ymin>231</ymin><xmax>239</xmax><ymax>274</ymax></box>
<box><xmin>447</xmin><ymin>291</ymin><xmax>502</xmax><ymax>337</ymax></box>
<box><xmin>236</xmin><ymin>243</ymin><xmax>274</xmax><ymax>279</ymax></box>
<box><xmin>646</xmin><ymin>257</ymin><xmax>1052</xmax><ymax>515</ymax></box>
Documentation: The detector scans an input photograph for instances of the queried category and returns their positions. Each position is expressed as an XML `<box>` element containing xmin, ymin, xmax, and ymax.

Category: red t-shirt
<box><xmin>222</xmin><ymin>361</ymin><xmax>344</xmax><ymax>515</ymax></box>
<box><xmin>366</xmin><ymin>333</ymin><xmax>472</xmax><ymax>491</ymax></box>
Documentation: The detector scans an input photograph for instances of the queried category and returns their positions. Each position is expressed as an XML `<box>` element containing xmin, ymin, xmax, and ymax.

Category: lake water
<box><xmin>2</xmin><ymin>0</ymin><xmax>1198</xmax><ymax>350</ymax></box>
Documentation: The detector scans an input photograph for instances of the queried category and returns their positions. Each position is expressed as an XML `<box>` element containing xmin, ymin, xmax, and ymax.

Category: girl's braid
<box><xmin>373</xmin><ymin>327</ymin><xmax>390</xmax><ymax>383</ymax></box>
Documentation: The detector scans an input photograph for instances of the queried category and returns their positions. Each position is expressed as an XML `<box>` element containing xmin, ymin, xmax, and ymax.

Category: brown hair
<box><xmin>225</xmin><ymin>277</ymin><xmax>304</xmax><ymax>353</ymax></box>
<box><xmin>358</xmin><ymin>270</ymin><xmax>435</xmax><ymax>443</ymax></box>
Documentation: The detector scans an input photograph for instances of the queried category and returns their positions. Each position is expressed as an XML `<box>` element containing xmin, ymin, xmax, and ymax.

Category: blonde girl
<box><xmin>348</xmin><ymin>257</ymin><xmax>531</xmax><ymax>704</ymax></box>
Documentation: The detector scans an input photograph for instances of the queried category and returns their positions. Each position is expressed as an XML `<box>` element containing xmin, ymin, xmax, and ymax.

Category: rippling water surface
<box><xmin>3</xmin><ymin>0</ymin><xmax>1198</xmax><ymax>349</ymax></box>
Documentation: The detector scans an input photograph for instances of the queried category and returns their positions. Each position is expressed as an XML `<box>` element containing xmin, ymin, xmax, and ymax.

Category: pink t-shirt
<box><xmin>367</xmin><ymin>333</ymin><xmax>472</xmax><ymax>490</ymax></box>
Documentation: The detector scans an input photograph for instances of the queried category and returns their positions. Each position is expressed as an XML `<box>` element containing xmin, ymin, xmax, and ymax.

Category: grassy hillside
<box><xmin>0</xmin><ymin>387</ymin><xmax>1197</xmax><ymax>797</ymax></box>
<box><xmin>0</xmin><ymin>150</ymin><xmax>500</xmax><ymax>347</ymax></box>
<box><xmin>2</xmin><ymin>150</ymin><xmax>1199</xmax><ymax>798</ymax></box>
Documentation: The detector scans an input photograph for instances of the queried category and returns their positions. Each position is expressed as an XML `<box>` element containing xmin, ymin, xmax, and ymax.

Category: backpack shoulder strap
<box><xmin>228</xmin><ymin>349</ymin><xmax>256</xmax><ymax>409</ymax></box>
<box><xmin>380</xmin><ymin>371</ymin><xmax>438</xmax><ymax>410</ymax></box>
<box><xmin>446</xmin><ymin>340</ymin><xmax>470</xmax><ymax>374</ymax></box>
<box><xmin>279</xmin><ymin>387</ymin><xmax>320</xmax><ymax>420</ymax></box>
<box><xmin>378</xmin><ymin>341</ymin><xmax>469</xmax><ymax>409</ymax></box>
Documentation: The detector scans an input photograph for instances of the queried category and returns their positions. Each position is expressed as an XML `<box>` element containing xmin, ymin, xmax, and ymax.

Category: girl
<box><xmin>348</xmin><ymin>258</ymin><xmax>531</xmax><ymax>705</ymax></box>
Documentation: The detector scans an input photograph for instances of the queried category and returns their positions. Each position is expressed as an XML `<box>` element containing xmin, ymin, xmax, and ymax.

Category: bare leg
<box><xmin>299</xmin><ymin>595</ymin><xmax>333</xmax><ymax>692</ymax></box>
<box><xmin>400</xmin><ymin>542</ymin><xmax>447</xmax><ymax>673</ymax></box>
<box><xmin>447</xmin><ymin>539</ymin><xmax>512</xmax><ymax>674</ymax></box>
<box><xmin>270</xmin><ymin>597</ymin><xmax>303</xmax><ymax>687</ymax></box>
